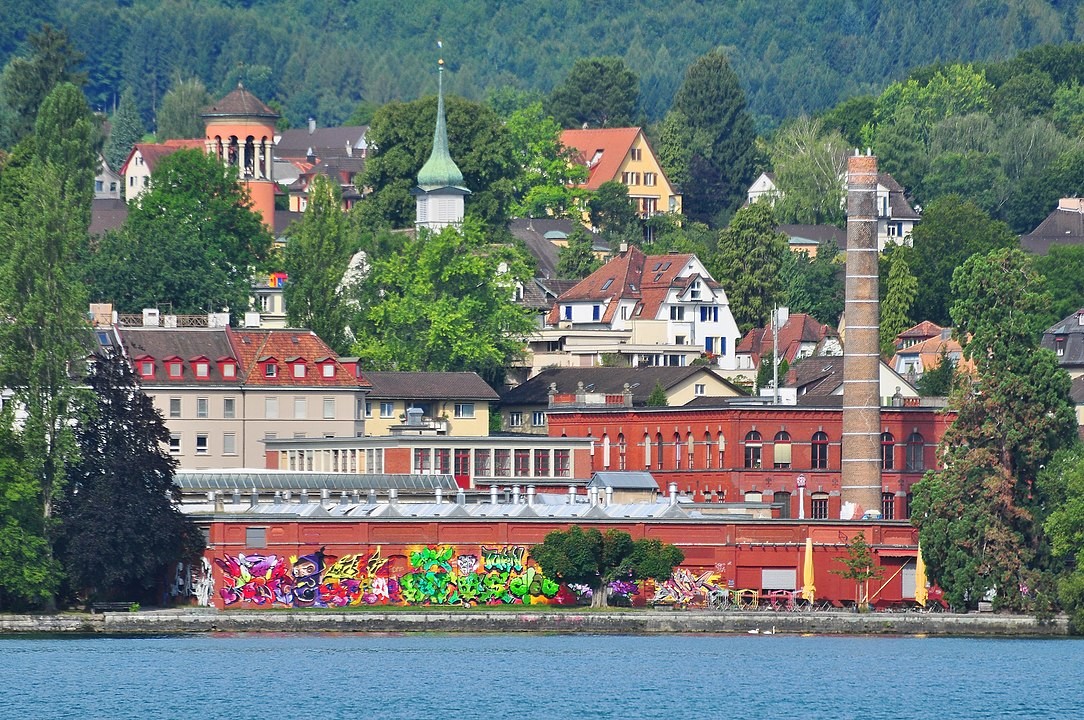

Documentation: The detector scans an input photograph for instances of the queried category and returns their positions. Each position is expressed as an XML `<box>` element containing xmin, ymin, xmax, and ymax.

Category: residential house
<box><xmin>1041</xmin><ymin>308</ymin><xmax>1084</xmax><ymax>377</ymax></box>
<box><xmin>745</xmin><ymin>172</ymin><xmax>919</xmax><ymax>250</ymax></box>
<box><xmin>499</xmin><ymin>366</ymin><xmax>745</xmax><ymax>434</ymax></box>
<box><xmin>119</xmin><ymin>139</ymin><xmax>203</xmax><ymax>204</ymax></box>
<box><xmin>94</xmin><ymin>155</ymin><xmax>122</xmax><ymax>200</ymax></box>
<box><xmin>890</xmin><ymin>321</ymin><xmax>970</xmax><ymax>381</ymax></box>
<box><xmin>560</xmin><ymin>127</ymin><xmax>682</xmax><ymax>220</ymax></box>
<box><xmin>509</xmin><ymin>217</ymin><xmax>609</xmax><ymax>280</ymax></box>
<box><xmin>735</xmin><ymin>311</ymin><xmax>841</xmax><ymax>375</ymax></box>
<box><xmin>775</xmin><ymin>224</ymin><xmax>846</xmax><ymax>257</ymax></box>
<box><xmin>274</xmin><ymin>122</ymin><xmax>368</xmax><ymax>162</ymax></box>
<box><xmin>1022</xmin><ymin>197</ymin><xmax>1084</xmax><ymax>254</ymax></box>
<box><xmin>285</xmin><ymin>156</ymin><xmax>365</xmax><ymax>212</ymax></box>
<box><xmin>360</xmin><ymin>371</ymin><xmax>500</xmax><ymax>437</ymax></box>
<box><xmin>274</xmin><ymin>123</ymin><xmax>368</xmax><ymax>213</ymax></box>
<box><xmin>527</xmin><ymin>246</ymin><xmax>742</xmax><ymax>374</ymax></box>
<box><xmin>779</xmin><ymin>355</ymin><xmax>921</xmax><ymax>406</ymax></box>
<box><xmin>107</xmin><ymin>308</ymin><xmax>371</xmax><ymax>469</ymax></box>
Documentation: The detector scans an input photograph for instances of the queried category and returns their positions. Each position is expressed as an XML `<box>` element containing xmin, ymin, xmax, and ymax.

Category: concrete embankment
<box><xmin>0</xmin><ymin>609</ymin><xmax>1070</xmax><ymax>636</ymax></box>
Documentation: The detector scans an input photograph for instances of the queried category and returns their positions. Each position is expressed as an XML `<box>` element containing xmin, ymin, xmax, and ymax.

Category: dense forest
<box><xmin>2</xmin><ymin>0</ymin><xmax>1083</xmax><ymax>130</ymax></box>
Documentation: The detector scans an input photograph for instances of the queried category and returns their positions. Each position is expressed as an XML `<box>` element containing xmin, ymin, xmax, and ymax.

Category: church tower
<box><xmin>413</xmin><ymin>55</ymin><xmax>470</xmax><ymax>231</ymax></box>
<box><xmin>202</xmin><ymin>84</ymin><xmax>279</xmax><ymax>229</ymax></box>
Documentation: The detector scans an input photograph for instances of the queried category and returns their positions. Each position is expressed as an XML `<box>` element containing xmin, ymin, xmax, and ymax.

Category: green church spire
<box><xmin>417</xmin><ymin>58</ymin><xmax>466</xmax><ymax>190</ymax></box>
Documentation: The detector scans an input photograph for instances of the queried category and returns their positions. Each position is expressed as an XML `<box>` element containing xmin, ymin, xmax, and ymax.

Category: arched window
<box><xmin>227</xmin><ymin>136</ymin><xmax>239</xmax><ymax>166</ymax></box>
<box><xmin>811</xmin><ymin>432</ymin><xmax>829</xmax><ymax>470</ymax></box>
<box><xmin>704</xmin><ymin>432</ymin><xmax>713</xmax><ymax>469</ymax></box>
<box><xmin>906</xmin><ymin>432</ymin><xmax>925</xmax><ymax>472</ymax></box>
<box><xmin>244</xmin><ymin>135</ymin><xmax>256</xmax><ymax>177</ymax></box>
<box><xmin>687</xmin><ymin>433</ymin><xmax>695</xmax><ymax>470</ymax></box>
<box><xmin>744</xmin><ymin>431</ymin><xmax>762</xmax><ymax>469</ymax></box>
<box><xmin>881</xmin><ymin>432</ymin><xmax>895</xmax><ymax>470</ymax></box>
<box><xmin>656</xmin><ymin>433</ymin><xmax>664</xmax><ymax>470</ymax></box>
<box><xmin>773</xmin><ymin>431</ymin><xmax>791</xmax><ymax>469</ymax></box>
<box><xmin>882</xmin><ymin>492</ymin><xmax>896</xmax><ymax>520</ymax></box>
<box><xmin>774</xmin><ymin>491</ymin><xmax>792</xmax><ymax>519</ymax></box>
<box><xmin>602</xmin><ymin>433</ymin><xmax>611</xmax><ymax>469</ymax></box>
<box><xmin>618</xmin><ymin>433</ymin><xmax>626</xmax><ymax>470</ymax></box>
<box><xmin>810</xmin><ymin>492</ymin><xmax>829</xmax><ymax>519</ymax></box>
<box><xmin>674</xmin><ymin>432</ymin><xmax>682</xmax><ymax>469</ymax></box>
<box><xmin>214</xmin><ymin>136</ymin><xmax>223</xmax><ymax>161</ymax></box>
<box><xmin>718</xmin><ymin>433</ymin><xmax>726</xmax><ymax>468</ymax></box>
<box><xmin>643</xmin><ymin>433</ymin><xmax>651</xmax><ymax>469</ymax></box>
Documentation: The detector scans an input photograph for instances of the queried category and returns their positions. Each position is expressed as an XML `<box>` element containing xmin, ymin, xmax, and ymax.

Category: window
<box><xmin>323</xmin><ymin>398</ymin><xmax>335</xmax><ymax>419</ymax></box>
<box><xmin>495</xmin><ymin>449</ymin><xmax>511</xmax><ymax>476</ymax></box>
<box><xmin>882</xmin><ymin>492</ymin><xmax>896</xmax><ymax>520</ymax></box>
<box><xmin>413</xmin><ymin>448</ymin><xmax>431</xmax><ymax>473</ymax></box>
<box><xmin>195</xmin><ymin>434</ymin><xmax>208</xmax><ymax>455</ymax></box>
<box><xmin>774</xmin><ymin>491</ymin><xmax>792</xmax><ymax>519</ymax></box>
<box><xmin>95</xmin><ymin>180</ymin><xmax>104</xmax><ymax>192</ymax></box>
<box><xmin>675</xmin><ymin>335</ymin><xmax>686</xmax><ymax>345</ymax></box>
<box><xmin>618</xmin><ymin>433</ymin><xmax>627</xmax><ymax>470</ymax></box>
<box><xmin>744</xmin><ymin>431</ymin><xmax>762</xmax><ymax>468</ymax></box>
<box><xmin>592</xmin><ymin>305</ymin><xmax>600</xmax><ymax>320</ymax></box>
<box><xmin>644</xmin><ymin>172</ymin><xmax>656</xmax><ymax>186</ymax></box>
<box><xmin>265</xmin><ymin>397</ymin><xmax>279</xmax><ymax>419</ymax></box>
<box><xmin>245</xmin><ymin>527</ymin><xmax>266</xmax><ymax>548</ymax></box>
<box><xmin>474</xmin><ymin>449</ymin><xmax>492</xmax><ymax>477</ymax></box>
<box><xmin>630</xmin><ymin>148</ymin><xmax>642</xmax><ymax>161</ymax></box>
<box><xmin>514</xmin><ymin>449</ymin><xmax>530</xmax><ymax>477</ymax></box>
<box><xmin>454</xmin><ymin>403</ymin><xmax>475</xmax><ymax>418</ymax></box>
<box><xmin>293</xmin><ymin>362</ymin><xmax>306</xmax><ymax>378</ymax></box>
<box><xmin>222</xmin><ymin>363</ymin><xmax>236</xmax><ymax>380</ymax></box>
<box><xmin>564</xmin><ymin>305</ymin><xmax>572</xmax><ymax>320</ymax></box>
<box><xmin>264</xmin><ymin>363</ymin><xmax>277</xmax><ymax>378</ymax></box>
<box><xmin>380</xmin><ymin>402</ymin><xmax>394</xmax><ymax>418</ymax></box>
<box><xmin>196</xmin><ymin>397</ymin><xmax>209</xmax><ymax>419</ymax></box>
<box><xmin>508</xmin><ymin>412</ymin><xmax>523</xmax><ymax>428</ymax></box>
<box><xmin>810</xmin><ymin>492</ymin><xmax>829</xmax><ymax>519</ymax></box>
<box><xmin>365</xmin><ymin>400</ymin><xmax>372</xmax><ymax>417</ymax></box>
<box><xmin>454</xmin><ymin>449</ymin><xmax>470</xmax><ymax>477</ymax></box>
<box><xmin>169</xmin><ymin>397</ymin><xmax>181</xmax><ymax>419</ymax></box>
<box><xmin>622</xmin><ymin>171</ymin><xmax>640</xmax><ymax>185</ymax></box>
<box><xmin>906</xmin><ymin>432</ymin><xmax>925</xmax><ymax>472</ymax></box>
<box><xmin>435</xmin><ymin>448</ymin><xmax>451</xmax><ymax>474</ymax></box>
<box><xmin>110</xmin><ymin>181</ymin><xmax>117</xmax><ymax>193</ymax></box>
<box><xmin>811</xmin><ymin>431</ymin><xmax>829</xmax><ymax>470</ymax></box>
<box><xmin>167</xmin><ymin>361</ymin><xmax>183</xmax><ymax>378</ymax></box>
<box><xmin>194</xmin><ymin>362</ymin><xmax>209</xmax><ymax>379</ymax></box>
<box><xmin>554</xmin><ymin>449</ymin><xmax>571</xmax><ymax>477</ymax></box>
<box><xmin>139</xmin><ymin>360</ymin><xmax>154</xmax><ymax>378</ymax></box>
<box><xmin>669</xmin><ymin>306</ymin><xmax>685</xmax><ymax>321</ymax></box>
<box><xmin>223</xmin><ymin>433</ymin><xmax>237</xmax><ymax>456</ymax></box>
<box><xmin>773</xmin><ymin>431</ymin><xmax>792</xmax><ymax>468</ymax></box>
<box><xmin>601</xmin><ymin>278</ymin><xmax>614</xmax><ymax>291</ymax></box>
<box><xmin>881</xmin><ymin>432</ymin><xmax>895</xmax><ymax>470</ymax></box>
<box><xmin>223</xmin><ymin>397</ymin><xmax>236</xmax><ymax>419</ymax></box>
<box><xmin>534</xmin><ymin>449</ymin><xmax>550</xmax><ymax>476</ymax></box>
<box><xmin>700</xmin><ymin>306</ymin><xmax>718</xmax><ymax>322</ymax></box>
<box><xmin>532</xmin><ymin>411</ymin><xmax>546</xmax><ymax>427</ymax></box>
<box><xmin>322</xmin><ymin>363</ymin><xmax>335</xmax><ymax>378</ymax></box>
<box><xmin>656</xmin><ymin>433</ymin><xmax>664</xmax><ymax>470</ymax></box>
<box><xmin>294</xmin><ymin>397</ymin><xmax>307</xmax><ymax>419</ymax></box>
<box><xmin>169</xmin><ymin>434</ymin><xmax>181</xmax><ymax>454</ymax></box>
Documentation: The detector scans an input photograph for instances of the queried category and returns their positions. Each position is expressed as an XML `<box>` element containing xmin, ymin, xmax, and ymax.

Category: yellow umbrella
<box><xmin>801</xmin><ymin>537</ymin><xmax>816</xmax><ymax>603</ymax></box>
<box><xmin>914</xmin><ymin>544</ymin><xmax>928</xmax><ymax>608</ymax></box>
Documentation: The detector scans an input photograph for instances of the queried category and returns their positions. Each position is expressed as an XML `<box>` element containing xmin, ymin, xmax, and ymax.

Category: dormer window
<box><xmin>1056</xmin><ymin>336</ymin><xmax>1066</xmax><ymax>356</ymax></box>
<box><xmin>137</xmin><ymin>357</ymin><xmax>155</xmax><ymax>379</ymax></box>
<box><xmin>292</xmin><ymin>361</ymin><xmax>307</xmax><ymax>378</ymax></box>
<box><xmin>193</xmin><ymin>360</ymin><xmax>210</xmax><ymax>379</ymax></box>
<box><xmin>167</xmin><ymin>360</ymin><xmax>183</xmax><ymax>379</ymax></box>
<box><xmin>219</xmin><ymin>359</ymin><xmax>237</xmax><ymax>379</ymax></box>
<box><xmin>265</xmin><ymin>363</ymin><xmax>277</xmax><ymax>378</ymax></box>
<box><xmin>690</xmin><ymin>280</ymin><xmax>701</xmax><ymax>300</ymax></box>
<box><xmin>321</xmin><ymin>362</ymin><xmax>335</xmax><ymax>378</ymax></box>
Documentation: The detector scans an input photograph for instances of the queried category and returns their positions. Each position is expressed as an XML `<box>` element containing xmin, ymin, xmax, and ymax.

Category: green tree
<box><xmin>713</xmin><ymin>201</ymin><xmax>789</xmax><ymax>331</ymax></box>
<box><xmin>819</xmin><ymin>95</ymin><xmax>876</xmax><ymax>148</ymax></box>
<box><xmin>531</xmin><ymin>525</ymin><xmax>683</xmax><ymax>607</ymax></box>
<box><xmin>908</xmin><ymin>196</ymin><xmax>1017</xmax><ymax>325</ymax></box>
<box><xmin>664</xmin><ymin>49</ymin><xmax>757</xmax><ymax>226</ymax></box>
<box><xmin>0</xmin><ymin>24</ymin><xmax>86</xmax><ymax>145</ymax></box>
<box><xmin>103</xmin><ymin>87</ymin><xmax>143</xmax><ymax>175</ymax></box>
<box><xmin>359</xmin><ymin>94</ymin><xmax>517</xmax><ymax>229</ymax></box>
<box><xmin>0</xmin><ymin>161</ymin><xmax>93</xmax><ymax>610</ymax></box>
<box><xmin>1041</xmin><ymin>446</ymin><xmax>1084</xmax><ymax>632</ymax></box>
<box><xmin>505</xmin><ymin>101</ymin><xmax>587</xmax><ymax>218</ymax></box>
<box><xmin>880</xmin><ymin>245</ymin><xmax>918</xmax><ymax>356</ymax></box>
<box><xmin>912</xmin><ymin>248</ymin><xmax>1076</xmax><ymax>611</ymax></box>
<box><xmin>768</xmin><ymin>116</ymin><xmax>848</xmax><ymax>226</ymax></box>
<box><xmin>85</xmin><ymin>149</ymin><xmax>272</xmax><ymax>315</ymax></box>
<box><xmin>548</xmin><ymin>57</ymin><xmax>639</xmax><ymax>129</ymax></box>
<box><xmin>57</xmin><ymin>352</ymin><xmax>203</xmax><ymax>606</ymax></box>
<box><xmin>645</xmin><ymin>381</ymin><xmax>669</xmax><ymax>407</ymax></box>
<box><xmin>347</xmin><ymin>218</ymin><xmax>535</xmax><ymax>385</ymax></box>
<box><xmin>916</xmin><ymin>349</ymin><xmax>955</xmax><ymax>397</ymax></box>
<box><xmin>874</xmin><ymin>64</ymin><xmax>994</xmax><ymax>144</ymax></box>
<box><xmin>830</xmin><ymin>533</ymin><xmax>883</xmax><ymax>608</ymax></box>
<box><xmin>588</xmin><ymin>180</ymin><xmax>638</xmax><ymax>241</ymax></box>
<box><xmin>156</xmin><ymin>77</ymin><xmax>210</xmax><ymax>141</ymax></box>
<box><xmin>556</xmin><ymin>228</ymin><xmax>601</xmax><ymax>279</ymax></box>
<box><xmin>1036</xmin><ymin>244</ymin><xmax>1084</xmax><ymax>325</ymax></box>
<box><xmin>30</xmin><ymin>81</ymin><xmax>98</xmax><ymax>223</ymax></box>
<box><xmin>283</xmin><ymin>175</ymin><xmax>357</xmax><ymax>353</ymax></box>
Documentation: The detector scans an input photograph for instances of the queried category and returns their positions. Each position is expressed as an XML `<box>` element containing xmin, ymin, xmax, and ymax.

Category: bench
<box><xmin>90</xmin><ymin>601</ymin><xmax>137</xmax><ymax>614</ymax></box>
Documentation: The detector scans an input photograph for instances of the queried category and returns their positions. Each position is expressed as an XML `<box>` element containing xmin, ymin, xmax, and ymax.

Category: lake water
<box><xmin>2</xmin><ymin>633</ymin><xmax>1079</xmax><ymax>719</ymax></box>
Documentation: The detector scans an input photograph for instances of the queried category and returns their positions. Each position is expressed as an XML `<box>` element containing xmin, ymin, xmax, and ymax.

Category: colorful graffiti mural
<box><xmin>650</xmin><ymin>569</ymin><xmax>727</xmax><ymax>607</ymax></box>
<box><xmin>213</xmin><ymin>545</ymin><xmax>570</xmax><ymax>608</ymax></box>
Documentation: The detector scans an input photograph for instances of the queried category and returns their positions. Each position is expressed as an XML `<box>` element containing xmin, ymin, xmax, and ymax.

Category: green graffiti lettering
<box><xmin>481</xmin><ymin>545</ymin><xmax>526</xmax><ymax>573</ymax></box>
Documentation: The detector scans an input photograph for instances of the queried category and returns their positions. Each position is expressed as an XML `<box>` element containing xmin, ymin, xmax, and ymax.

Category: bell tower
<box><xmin>202</xmin><ymin>83</ymin><xmax>279</xmax><ymax>229</ymax></box>
<box><xmin>413</xmin><ymin>52</ymin><xmax>470</xmax><ymax>231</ymax></box>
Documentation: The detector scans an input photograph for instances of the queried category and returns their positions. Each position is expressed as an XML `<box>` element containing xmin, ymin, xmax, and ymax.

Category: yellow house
<box><xmin>361</xmin><ymin>372</ymin><xmax>499</xmax><ymax>437</ymax></box>
<box><xmin>560</xmin><ymin>127</ymin><xmax>682</xmax><ymax>220</ymax></box>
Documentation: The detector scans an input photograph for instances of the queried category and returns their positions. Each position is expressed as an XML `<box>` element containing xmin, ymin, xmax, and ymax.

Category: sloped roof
<box><xmin>120</xmin><ymin>140</ymin><xmax>203</xmax><ymax>176</ymax></box>
<box><xmin>274</xmin><ymin>126</ymin><xmax>368</xmax><ymax>160</ymax></box>
<box><xmin>879</xmin><ymin>173</ymin><xmax>921</xmax><ymax>220</ymax></box>
<box><xmin>203</xmin><ymin>84</ymin><xmax>279</xmax><ymax>118</ymax></box>
<box><xmin>89</xmin><ymin>198</ymin><xmax>127</xmax><ymax>236</ymax></box>
<box><xmin>509</xmin><ymin>217</ymin><xmax>581</xmax><ymax>279</ymax></box>
<box><xmin>560</xmin><ymin>127</ymin><xmax>642</xmax><ymax>190</ymax></box>
<box><xmin>1022</xmin><ymin>206</ymin><xmax>1084</xmax><ymax>255</ymax></box>
<box><xmin>520</xmin><ymin>278</ymin><xmax>580</xmax><ymax>311</ymax></box>
<box><xmin>588</xmin><ymin>472</ymin><xmax>659</xmax><ymax>490</ymax></box>
<box><xmin>784</xmin><ymin>355</ymin><xmax>845</xmax><ymax>396</ymax></box>
<box><xmin>227</xmin><ymin>328</ymin><xmax>370</xmax><ymax>388</ymax></box>
<box><xmin>776</xmin><ymin>224</ymin><xmax>846</xmax><ymax>249</ymax></box>
<box><xmin>363</xmin><ymin>372</ymin><xmax>498</xmax><ymax>400</ymax></box>
<box><xmin>1041</xmin><ymin>308</ymin><xmax>1084</xmax><ymax>365</ymax></box>
<box><xmin>119</xmin><ymin>328</ymin><xmax>239</xmax><ymax>386</ymax></box>
<box><xmin>736</xmin><ymin>313</ymin><xmax>837</xmax><ymax>366</ymax></box>
<box><xmin>897</xmin><ymin>320</ymin><xmax>945</xmax><ymax>341</ymax></box>
<box><xmin>502</xmin><ymin>366</ymin><xmax>744</xmax><ymax>406</ymax></box>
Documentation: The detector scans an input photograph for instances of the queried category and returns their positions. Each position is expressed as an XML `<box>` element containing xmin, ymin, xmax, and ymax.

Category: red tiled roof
<box><xmin>119</xmin><ymin>140</ymin><xmax>203</xmax><ymax>176</ymax></box>
<box><xmin>560</xmin><ymin>127</ymin><xmax>642</xmax><ymax>190</ymax></box>
<box><xmin>897</xmin><ymin>320</ymin><xmax>944</xmax><ymax>341</ymax></box>
<box><xmin>736</xmin><ymin>313</ymin><xmax>837</xmax><ymax>366</ymax></box>
<box><xmin>227</xmin><ymin>328</ymin><xmax>371</xmax><ymax>388</ymax></box>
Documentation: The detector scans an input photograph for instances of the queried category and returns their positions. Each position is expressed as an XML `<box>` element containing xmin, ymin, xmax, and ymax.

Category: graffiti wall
<box><xmin>211</xmin><ymin>545</ymin><xmax>576</xmax><ymax>608</ymax></box>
